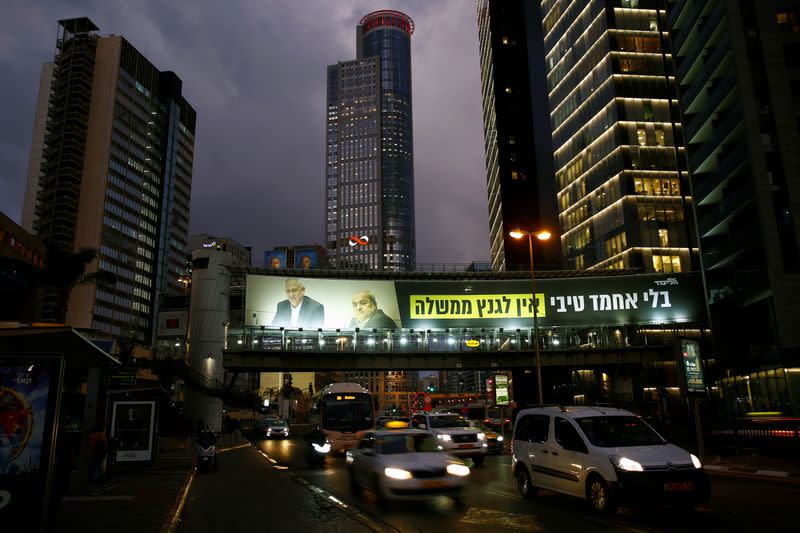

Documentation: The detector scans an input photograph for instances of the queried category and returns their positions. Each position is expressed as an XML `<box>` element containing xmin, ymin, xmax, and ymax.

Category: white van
<box><xmin>510</xmin><ymin>406</ymin><xmax>710</xmax><ymax>513</ymax></box>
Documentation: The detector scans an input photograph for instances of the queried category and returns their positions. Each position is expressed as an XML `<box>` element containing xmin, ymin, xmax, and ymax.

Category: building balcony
<box><xmin>701</xmin><ymin>224</ymin><xmax>760</xmax><ymax>270</ymax></box>
<box><xmin>677</xmin><ymin>2</ymin><xmax>726</xmax><ymax>84</ymax></box>
<box><xmin>697</xmin><ymin>182</ymin><xmax>754</xmax><ymax>238</ymax></box>
<box><xmin>685</xmin><ymin>71</ymin><xmax>737</xmax><ymax>144</ymax></box>
<box><xmin>689</xmin><ymin>107</ymin><xmax>741</xmax><ymax>173</ymax></box>
<box><xmin>669</xmin><ymin>0</ymin><xmax>689</xmax><ymax>27</ymax></box>
<box><xmin>679</xmin><ymin>34</ymin><xmax>730</xmax><ymax>107</ymax></box>
<box><xmin>693</xmin><ymin>144</ymin><xmax>747</xmax><ymax>206</ymax></box>
<box><xmin>673</xmin><ymin>0</ymin><xmax>707</xmax><ymax>55</ymax></box>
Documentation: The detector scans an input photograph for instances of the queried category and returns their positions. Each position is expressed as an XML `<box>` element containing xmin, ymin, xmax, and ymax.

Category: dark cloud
<box><xmin>0</xmin><ymin>0</ymin><xmax>490</xmax><ymax>266</ymax></box>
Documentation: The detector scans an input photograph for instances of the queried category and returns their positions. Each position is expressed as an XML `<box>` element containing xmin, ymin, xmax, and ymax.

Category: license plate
<box><xmin>423</xmin><ymin>480</ymin><xmax>448</xmax><ymax>489</ymax></box>
<box><xmin>664</xmin><ymin>481</ymin><xmax>693</xmax><ymax>492</ymax></box>
<box><xmin>458</xmin><ymin>444</ymin><xmax>473</xmax><ymax>449</ymax></box>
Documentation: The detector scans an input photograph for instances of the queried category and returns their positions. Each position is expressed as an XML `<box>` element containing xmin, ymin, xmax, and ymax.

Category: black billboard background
<box><xmin>394</xmin><ymin>272</ymin><xmax>705</xmax><ymax>329</ymax></box>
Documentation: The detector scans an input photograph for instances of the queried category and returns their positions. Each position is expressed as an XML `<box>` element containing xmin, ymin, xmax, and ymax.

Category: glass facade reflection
<box><xmin>540</xmin><ymin>0</ymin><xmax>697</xmax><ymax>272</ymax></box>
<box><xmin>326</xmin><ymin>11</ymin><xmax>416</xmax><ymax>272</ymax></box>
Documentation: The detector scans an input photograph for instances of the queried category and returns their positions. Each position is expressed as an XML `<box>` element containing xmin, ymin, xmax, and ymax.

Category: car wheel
<box><xmin>472</xmin><ymin>455</ymin><xmax>485</xmax><ymax>466</ymax></box>
<box><xmin>587</xmin><ymin>475</ymin><xmax>616</xmax><ymax>514</ymax></box>
<box><xmin>515</xmin><ymin>467</ymin><xmax>537</xmax><ymax>499</ymax></box>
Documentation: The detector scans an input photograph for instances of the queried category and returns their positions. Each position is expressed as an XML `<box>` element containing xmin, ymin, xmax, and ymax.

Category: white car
<box><xmin>346</xmin><ymin>429</ymin><xmax>471</xmax><ymax>502</ymax></box>
<box><xmin>510</xmin><ymin>406</ymin><xmax>710</xmax><ymax>513</ymax></box>
<box><xmin>410</xmin><ymin>413</ymin><xmax>488</xmax><ymax>465</ymax></box>
<box><xmin>265</xmin><ymin>419</ymin><xmax>289</xmax><ymax>439</ymax></box>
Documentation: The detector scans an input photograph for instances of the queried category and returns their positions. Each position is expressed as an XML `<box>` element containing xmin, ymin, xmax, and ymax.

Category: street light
<box><xmin>509</xmin><ymin>228</ymin><xmax>552</xmax><ymax>406</ymax></box>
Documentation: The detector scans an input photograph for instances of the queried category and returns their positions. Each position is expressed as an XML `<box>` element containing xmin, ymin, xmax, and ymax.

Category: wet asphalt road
<box><xmin>179</xmin><ymin>434</ymin><xmax>799</xmax><ymax>532</ymax></box>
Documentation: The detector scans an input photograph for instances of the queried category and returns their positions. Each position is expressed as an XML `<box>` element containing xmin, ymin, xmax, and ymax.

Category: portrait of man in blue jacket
<box><xmin>271</xmin><ymin>278</ymin><xmax>325</xmax><ymax>328</ymax></box>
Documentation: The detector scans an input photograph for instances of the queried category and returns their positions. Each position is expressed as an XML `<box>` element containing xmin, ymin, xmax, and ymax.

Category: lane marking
<box><xmin>160</xmin><ymin>469</ymin><xmax>194</xmax><ymax>533</ymax></box>
<box><xmin>63</xmin><ymin>495</ymin><xmax>135</xmax><ymax>502</ymax></box>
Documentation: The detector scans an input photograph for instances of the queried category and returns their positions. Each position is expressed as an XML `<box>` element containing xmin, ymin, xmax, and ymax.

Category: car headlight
<box><xmin>446</xmin><ymin>463</ymin><xmax>470</xmax><ymax>477</ymax></box>
<box><xmin>690</xmin><ymin>454</ymin><xmax>702</xmax><ymax>469</ymax></box>
<box><xmin>437</xmin><ymin>434</ymin><xmax>452</xmax><ymax>441</ymax></box>
<box><xmin>477</xmin><ymin>433</ymin><xmax>486</xmax><ymax>440</ymax></box>
<box><xmin>384</xmin><ymin>467</ymin><xmax>412</xmax><ymax>480</ymax></box>
<box><xmin>610</xmin><ymin>455</ymin><xmax>644</xmax><ymax>472</ymax></box>
<box><xmin>312</xmin><ymin>442</ymin><xmax>331</xmax><ymax>454</ymax></box>
<box><xmin>345</xmin><ymin>451</ymin><xmax>354</xmax><ymax>464</ymax></box>
<box><xmin>497</xmin><ymin>435</ymin><xmax>504</xmax><ymax>442</ymax></box>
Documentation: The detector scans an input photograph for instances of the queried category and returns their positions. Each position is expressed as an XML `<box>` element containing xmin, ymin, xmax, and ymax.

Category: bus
<box><xmin>318</xmin><ymin>383</ymin><xmax>375</xmax><ymax>453</ymax></box>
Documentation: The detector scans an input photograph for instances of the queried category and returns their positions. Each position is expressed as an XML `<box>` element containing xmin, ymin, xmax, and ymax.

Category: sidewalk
<box><xmin>53</xmin><ymin>432</ymin><xmax>245</xmax><ymax>533</ymax></box>
<box><xmin>703</xmin><ymin>453</ymin><xmax>800</xmax><ymax>480</ymax></box>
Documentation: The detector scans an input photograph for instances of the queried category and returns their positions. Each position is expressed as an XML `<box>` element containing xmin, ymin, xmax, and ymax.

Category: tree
<box><xmin>40</xmin><ymin>246</ymin><xmax>116</xmax><ymax>322</ymax></box>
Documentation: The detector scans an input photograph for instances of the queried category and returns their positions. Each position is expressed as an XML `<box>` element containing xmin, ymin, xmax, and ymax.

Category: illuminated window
<box><xmin>777</xmin><ymin>10</ymin><xmax>800</xmax><ymax>32</ymax></box>
<box><xmin>575</xmin><ymin>254</ymin><xmax>584</xmax><ymax>269</ymax></box>
<box><xmin>658</xmin><ymin>228</ymin><xmax>669</xmax><ymax>247</ymax></box>
<box><xmin>505</xmin><ymin>87</ymin><xmax>513</xmax><ymax>94</ymax></box>
<box><xmin>637</xmin><ymin>128</ymin><xmax>647</xmax><ymax>146</ymax></box>
<box><xmin>502</xmin><ymin>36</ymin><xmax>509</xmax><ymax>45</ymax></box>
<box><xmin>649</xmin><ymin>16</ymin><xmax>658</xmax><ymax>31</ymax></box>
<box><xmin>643</xmin><ymin>101</ymin><xmax>654</xmax><ymax>121</ymax></box>
<box><xmin>655</xmin><ymin>129</ymin><xmax>666</xmax><ymax>147</ymax></box>
<box><xmin>653</xmin><ymin>255</ymin><xmax>681</xmax><ymax>273</ymax></box>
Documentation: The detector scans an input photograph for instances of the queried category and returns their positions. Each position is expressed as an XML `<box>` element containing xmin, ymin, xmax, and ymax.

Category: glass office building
<box><xmin>22</xmin><ymin>18</ymin><xmax>195</xmax><ymax>342</ymax></box>
<box><xmin>326</xmin><ymin>11</ymin><xmax>416</xmax><ymax>272</ymax></box>
<box><xmin>540</xmin><ymin>0</ymin><xmax>697</xmax><ymax>272</ymax></box>
<box><xmin>477</xmin><ymin>0</ymin><xmax>561</xmax><ymax>271</ymax></box>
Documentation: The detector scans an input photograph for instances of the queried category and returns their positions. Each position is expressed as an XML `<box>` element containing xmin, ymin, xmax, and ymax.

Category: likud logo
<box><xmin>348</xmin><ymin>235</ymin><xmax>369</xmax><ymax>247</ymax></box>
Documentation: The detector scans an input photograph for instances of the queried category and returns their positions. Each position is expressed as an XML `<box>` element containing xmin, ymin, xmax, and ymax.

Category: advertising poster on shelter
<box><xmin>0</xmin><ymin>356</ymin><xmax>63</xmax><ymax>533</ymax></box>
<box><xmin>111</xmin><ymin>401</ymin><xmax>156</xmax><ymax>462</ymax></box>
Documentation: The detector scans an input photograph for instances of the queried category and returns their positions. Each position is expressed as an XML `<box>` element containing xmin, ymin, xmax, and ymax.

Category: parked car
<box><xmin>510</xmin><ymin>406</ymin><xmax>710</xmax><ymax>513</ymax></box>
<box><xmin>346</xmin><ymin>428</ymin><xmax>470</xmax><ymax>503</ymax></box>
<box><xmin>264</xmin><ymin>418</ymin><xmax>289</xmax><ymax>439</ymax></box>
<box><xmin>410</xmin><ymin>412</ymin><xmax>487</xmax><ymax>465</ymax></box>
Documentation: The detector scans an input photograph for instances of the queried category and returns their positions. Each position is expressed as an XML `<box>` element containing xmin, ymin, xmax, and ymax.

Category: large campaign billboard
<box><xmin>245</xmin><ymin>272</ymin><xmax>706</xmax><ymax>329</ymax></box>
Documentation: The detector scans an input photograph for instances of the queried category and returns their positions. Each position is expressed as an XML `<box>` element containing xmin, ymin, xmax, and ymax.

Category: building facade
<box><xmin>540</xmin><ymin>1</ymin><xmax>697</xmax><ymax>273</ymax></box>
<box><xmin>22</xmin><ymin>18</ymin><xmax>196</xmax><ymax>342</ymax></box>
<box><xmin>667</xmin><ymin>0</ymin><xmax>800</xmax><ymax>379</ymax></box>
<box><xmin>477</xmin><ymin>0</ymin><xmax>562</xmax><ymax>271</ymax></box>
<box><xmin>326</xmin><ymin>11</ymin><xmax>416</xmax><ymax>272</ymax></box>
<box><xmin>189</xmin><ymin>234</ymin><xmax>251</xmax><ymax>268</ymax></box>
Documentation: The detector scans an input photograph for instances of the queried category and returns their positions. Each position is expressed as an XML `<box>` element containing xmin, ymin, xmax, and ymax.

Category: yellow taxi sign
<box><xmin>465</xmin><ymin>339</ymin><xmax>480</xmax><ymax>348</ymax></box>
<box><xmin>384</xmin><ymin>420</ymin><xmax>409</xmax><ymax>429</ymax></box>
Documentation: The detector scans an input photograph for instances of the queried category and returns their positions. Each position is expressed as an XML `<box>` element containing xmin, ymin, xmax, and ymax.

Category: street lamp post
<box><xmin>509</xmin><ymin>229</ymin><xmax>551</xmax><ymax>407</ymax></box>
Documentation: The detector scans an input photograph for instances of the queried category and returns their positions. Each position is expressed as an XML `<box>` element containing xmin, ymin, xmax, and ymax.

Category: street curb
<box><xmin>704</xmin><ymin>464</ymin><xmax>792</xmax><ymax>479</ymax></box>
<box><xmin>160</xmin><ymin>468</ymin><xmax>195</xmax><ymax>533</ymax></box>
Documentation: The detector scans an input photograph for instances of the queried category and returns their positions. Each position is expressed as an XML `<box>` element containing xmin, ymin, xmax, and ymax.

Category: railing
<box><xmin>225</xmin><ymin>325</ymin><xmax>686</xmax><ymax>354</ymax></box>
<box><xmin>706</xmin><ymin>419</ymin><xmax>800</xmax><ymax>457</ymax></box>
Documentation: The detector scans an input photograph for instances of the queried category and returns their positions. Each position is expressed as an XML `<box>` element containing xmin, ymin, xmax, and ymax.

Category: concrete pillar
<box><xmin>183</xmin><ymin>248</ymin><xmax>231</xmax><ymax>433</ymax></box>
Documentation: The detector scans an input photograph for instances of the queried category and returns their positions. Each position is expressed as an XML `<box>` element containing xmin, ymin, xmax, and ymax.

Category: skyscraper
<box><xmin>667</xmin><ymin>1</ymin><xmax>800</xmax><ymax>373</ymax></box>
<box><xmin>22</xmin><ymin>18</ymin><xmax>196</xmax><ymax>342</ymax></box>
<box><xmin>540</xmin><ymin>1</ymin><xmax>697</xmax><ymax>272</ymax></box>
<box><xmin>477</xmin><ymin>0</ymin><xmax>562</xmax><ymax>271</ymax></box>
<box><xmin>326</xmin><ymin>10</ymin><xmax>416</xmax><ymax>272</ymax></box>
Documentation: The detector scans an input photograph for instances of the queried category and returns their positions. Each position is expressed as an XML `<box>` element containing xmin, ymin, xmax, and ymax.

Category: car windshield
<box><xmin>576</xmin><ymin>416</ymin><xmax>666</xmax><ymax>447</ymax></box>
<box><xmin>270</xmin><ymin>420</ymin><xmax>287</xmax><ymax>427</ymax></box>
<box><xmin>430</xmin><ymin>415</ymin><xmax>470</xmax><ymax>428</ymax></box>
<box><xmin>376</xmin><ymin>434</ymin><xmax>440</xmax><ymax>454</ymax></box>
<box><xmin>469</xmin><ymin>421</ymin><xmax>490</xmax><ymax>431</ymax></box>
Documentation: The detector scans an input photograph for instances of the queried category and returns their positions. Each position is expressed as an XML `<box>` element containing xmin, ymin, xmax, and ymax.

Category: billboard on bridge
<box><xmin>245</xmin><ymin>272</ymin><xmax>706</xmax><ymax>329</ymax></box>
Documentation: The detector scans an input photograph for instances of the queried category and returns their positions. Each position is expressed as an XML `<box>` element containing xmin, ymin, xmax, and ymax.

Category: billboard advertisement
<box><xmin>265</xmin><ymin>251</ymin><xmax>287</xmax><ymax>269</ymax></box>
<box><xmin>680</xmin><ymin>339</ymin><xmax>705</xmax><ymax>394</ymax></box>
<box><xmin>0</xmin><ymin>356</ymin><xmax>63</xmax><ymax>533</ymax></box>
<box><xmin>245</xmin><ymin>273</ymin><xmax>706</xmax><ymax>329</ymax></box>
<box><xmin>110</xmin><ymin>401</ymin><xmax>156</xmax><ymax>463</ymax></box>
<box><xmin>294</xmin><ymin>249</ymin><xmax>318</xmax><ymax>270</ymax></box>
<box><xmin>494</xmin><ymin>374</ymin><xmax>509</xmax><ymax>406</ymax></box>
<box><xmin>157</xmin><ymin>310</ymin><xmax>188</xmax><ymax>337</ymax></box>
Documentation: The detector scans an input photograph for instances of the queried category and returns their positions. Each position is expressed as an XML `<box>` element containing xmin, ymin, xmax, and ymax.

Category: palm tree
<box><xmin>40</xmin><ymin>246</ymin><xmax>116</xmax><ymax>323</ymax></box>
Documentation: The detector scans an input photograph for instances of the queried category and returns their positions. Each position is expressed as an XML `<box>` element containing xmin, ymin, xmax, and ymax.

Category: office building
<box><xmin>22</xmin><ymin>18</ymin><xmax>196</xmax><ymax>342</ymax></box>
<box><xmin>477</xmin><ymin>0</ymin><xmax>562</xmax><ymax>271</ymax></box>
<box><xmin>326</xmin><ymin>10</ymin><xmax>416</xmax><ymax>271</ymax></box>
<box><xmin>667</xmin><ymin>1</ymin><xmax>800</xmax><ymax>379</ymax></box>
<box><xmin>189</xmin><ymin>234</ymin><xmax>252</xmax><ymax>267</ymax></box>
<box><xmin>540</xmin><ymin>1</ymin><xmax>697</xmax><ymax>272</ymax></box>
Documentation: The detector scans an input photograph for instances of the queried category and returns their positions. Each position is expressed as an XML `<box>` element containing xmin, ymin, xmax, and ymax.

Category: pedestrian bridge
<box><xmin>222</xmin><ymin>324</ymin><xmax>701</xmax><ymax>371</ymax></box>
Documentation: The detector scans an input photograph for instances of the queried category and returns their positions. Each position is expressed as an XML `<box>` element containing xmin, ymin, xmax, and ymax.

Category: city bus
<box><xmin>318</xmin><ymin>382</ymin><xmax>375</xmax><ymax>453</ymax></box>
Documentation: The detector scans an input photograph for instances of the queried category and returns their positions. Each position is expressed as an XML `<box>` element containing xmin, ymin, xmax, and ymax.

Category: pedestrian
<box><xmin>89</xmin><ymin>424</ymin><xmax>108</xmax><ymax>483</ymax></box>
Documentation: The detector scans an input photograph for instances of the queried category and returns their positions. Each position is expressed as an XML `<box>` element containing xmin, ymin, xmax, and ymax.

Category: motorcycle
<box><xmin>196</xmin><ymin>431</ymin><xmax>218</xmax><ymax>472</ymax></box>
<box><xmin>305</xmin><ymin>428</ymin><xmax>331</xmax><ymax>466</ymax></box>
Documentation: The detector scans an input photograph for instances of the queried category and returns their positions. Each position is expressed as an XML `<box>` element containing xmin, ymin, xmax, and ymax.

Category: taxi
<box><xmin>467</xmin><ymin>419</ymin><xmax>504</xmax><ymax>454</ymax></box>
<box><xmin>346</xmin><ymin>428</ymin><xmax>470</xmax><ymax>503</ymax></box>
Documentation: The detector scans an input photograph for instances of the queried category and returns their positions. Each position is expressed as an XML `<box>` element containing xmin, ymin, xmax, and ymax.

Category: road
<box><xmin>178</xmin><ymin>433</ymin><xmax>799</xmax><ymax>532</ymax></box>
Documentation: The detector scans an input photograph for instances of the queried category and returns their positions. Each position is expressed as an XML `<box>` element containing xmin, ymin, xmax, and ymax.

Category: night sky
<box><xmin>0</xmin><ymin>0</ymin><xmax>491</xmax><ymax>266</ymax></box>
